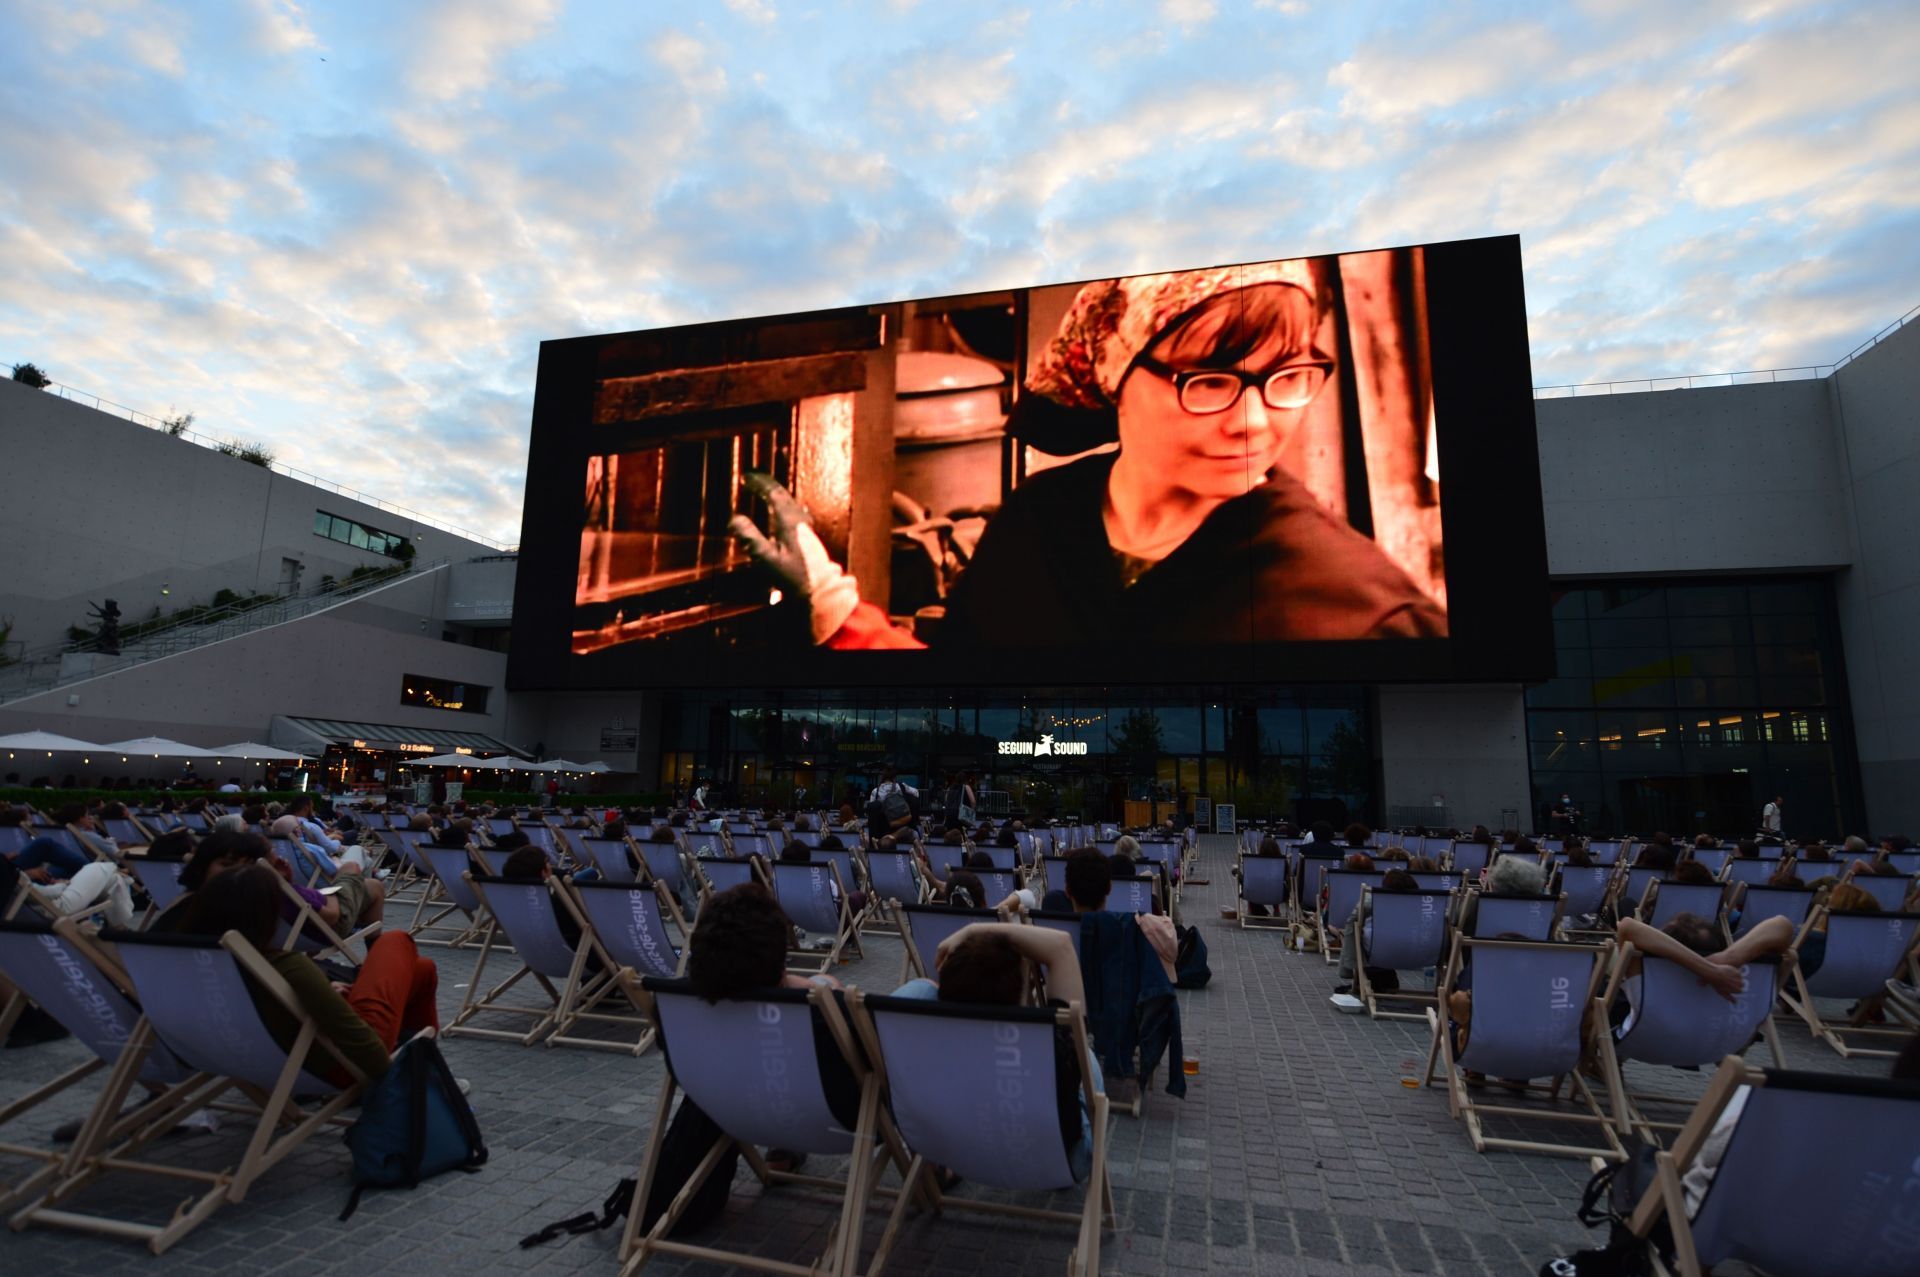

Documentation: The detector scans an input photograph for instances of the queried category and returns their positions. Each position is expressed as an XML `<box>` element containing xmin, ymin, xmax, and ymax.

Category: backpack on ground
<box><xmin>1174</xmin><ymin>923</ymin><xmax>1212</xmax><ymax>989</ymax></box>
<box><xmin>518</xmin><ymin>1094</ymin><xmax>737</xmax><ymax>1249</ymax></box>
<box><xmin>338</xmin><ymin>1032</ymin><xmax>486</xmax><ymax>1220</ymax></box>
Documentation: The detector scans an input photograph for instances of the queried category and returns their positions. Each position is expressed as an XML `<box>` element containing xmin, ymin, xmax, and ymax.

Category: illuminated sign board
<box><xmin>996</xmin><ymin>735</ymin><xmax>1089</xmax><ymax>757</ymax></box>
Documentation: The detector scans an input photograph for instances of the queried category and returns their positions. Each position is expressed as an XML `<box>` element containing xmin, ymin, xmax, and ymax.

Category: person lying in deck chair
<box><xmin>155</xmin><ymin>830</ymin><xmax>375</xmax><ymax>938</ymax></box>
<box><xmin>892</xmin><ymin>920</ymin><xmax>1103</xmax><ymax>1182</ymax></box>
<box><xmin>175</xmin><ymin>864</ymin><xmax>445</xmax><ymax>1087</ymax></box>
<box><xmin>685</xmin><ymin>883</ymin><xmax>848</xmax><ymax>1174</ymax></box>
<box><xmin>0</xmin><ymin>836</ymin><xmax>135</xmax><ymax>927</ymax></box>
<box><xmin>1610</xmin><ymin>913</ymin><xmax>1794</xmax><ymax>1041</ymax></box>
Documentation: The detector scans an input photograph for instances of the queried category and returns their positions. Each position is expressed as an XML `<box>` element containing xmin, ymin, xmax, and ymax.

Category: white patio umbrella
<box><xmin>100</xmin><ymin>736</ymin><xmax>215</xmax><ymax>759</ymax></box>
<box><xmin>208</xmin><ymin>741</ymin><xmax>307</xmax><ymax>761</ymax></box>
<box><xmin>0</xmin><ymin>730</ymin><xmax>103</xmax><ymax>754</ymax></box>
<box><xmin>409</xmin><ymin>753</ymin><xmax>524</xmax><ymax>769</ymax></box>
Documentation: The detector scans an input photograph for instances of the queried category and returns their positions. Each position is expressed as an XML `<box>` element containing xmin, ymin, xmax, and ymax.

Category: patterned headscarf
<box><xmin>1026</xmin><ymin>258</ymin><xmax>1320</xmax><ymax>410</ymax></box>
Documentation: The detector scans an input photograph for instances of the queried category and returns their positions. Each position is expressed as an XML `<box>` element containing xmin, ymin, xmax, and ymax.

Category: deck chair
<box><xmin>1621</xmin><ymin>1058</ymin><xmax>1920</xmax><ymax>1277</ymax></box>
<box><xmin>1411</xmin><ymin>870</ymin><xmax>1464</xmax><ymax>895</ymax></box>
<box><xmin>847</xmin><ymin>990</ymin><xmax>1114</xmax><ymax>1277</ymax></box>
<box><xmin>1615</xmin><ymin>866</ymin><xmax>1665</xmax><ymax>918</ymax></box>
<box><xmin>0</xmin><ymin>919</ymin><xmax>205</xmax><ymax>1214</ymax></box>
<box><xmin>812</xmin><ymin>845</ymin><xmax>867</xmax><ymax>907</ymax></box>
<box><xmin>924</xmin><ymin>843</ymin><xmax>968</xmax><ymax>879</ymax></box>
<box><xmin>568</xmin><ymin>880</ymin><xmax>685</xmax><ymax>986</ymax></box>
<box><xmin>731</xmin><ymin>831</ymin><xmax>776</xmax><ymax>860</ymax></box>
<box><xmin>1355</xmin><ymin>887</ymin><xmax>1452</xmax><ymax>1020</ymax></box>
<box><xmin>1686</xmin><ymin>849</ymin><xmax>1730</xmax><ymax>876</ymax></box>
<box><xmin>1466</xmin><ymin>891</ymin><xmax>1564</xmax><ymax>940</ymax></box>
<box><xmin>1722</xmin><ymin>857</ymin><xmax>1781</xmax><ymax>889</ymax></box>
<box><xmin>971</xmin><ymin>868</ymin><xmax>1019</xmax><ymax>903</ymax></box>
<box><xmin>449</xmin><ymin>873</ymin><xmax>638</xmax><ymax>1050</ymax></box>
<box><xmin>1598</xmin><ymin>952</ymin><xmax>1786</xmax><ymax>1140</ymax></box>
<box><xmin>127</xmin><ymin>859</ymin><xmax>189</xmax><ymax>922</ymax></box>
<box><xmin>769</xmin><ymin>860</ymin><xmax>864</xmax><ymax>972</ymax></box>
<box><xmin>862</xmin><ymin>849</ymin><xmax>924</xmax><ymax>917</ymax></box>
<box><xmin>12</xmin><ymin>928</ymin><xmax>373</xmax><ymax>1253</ymax></box>
<box><xmin>1026</xmin><ymin>909</ymin><xmax>1085</xmax><ymax>960</ymax></box>
<box><xmin>1557</xmin><ymin>866</ymin><xmax>1617</xmax><ymax>927</ymax></box>
<box><xmin>1319</xmin><ymin>869</ymin><xmax>1387</xmax><ymax>963</ymax></box>
<box><xmin>618</xmin><ymin>979</ymin><xmax>912</xmax><ymax>1277</ymax></box>
<box><xmin>1423</xmin><ymin>936</ymin><xmax>1624</xmax><ymax>1161</ymax></box>
<box><xmin>555</xmin><ymin>825</ymin><xmax>597</xmax><ymax>864</ymax></box>
<box><xmin>271</xmin><ymin>871</ymin><xmax>380</xmax><ymax>967</ymax></box>
<box><xmin>678</xmin><ymin>829</ymin><xmax>728</xmax><ymax>860</ymax></box>
<box><xmin>1841</xmin><ymin>869</ymin><xmax>1917</xmax><ymax>912</ymax></box>
<box><xmin>1236</xmin><ymin>855</ymin><xmax>1290</xmax><ymax>929</ymax></box>
<box><xmin>896</xmin><ymin>903</ymin><xmax>1001</xmax><ymax>983</ymax></box>
<box><xmin>1104</xmin><ymin>875</ymin><xmax>1156</xmax><ymax>916</ymax></box>
<box><xmin>1778</xmin><ymin>907</ymin><xmax>1920</xmax><ymax>1057</ymax></box>
<box><xmin>1448</xmin><ymin>842</ymin><xmax>1492</xmax><ymax>875</ymax></box>
<box><xmin>1644</xmin><ymin>880</ymin><xmax>1729</xmax><ymax>930</ymax></box>
<box><xmin>580</xmin><ymin>835</ymin><xmax>640</xmax><ymax>884</ymax></box>
<box><xmin>1588</xmin><ymin>840</ymin><xmax>1625</xmax><ymax>865</ymax></box>
<box><xmin>412</xmin><ymin>843</ymin><xmax>488</xmax><ymax>945</ymax></box>
<box><xmin>100</xmin><ymin>818</ymin><xmax>150</xmax><ymax>851</ymax></box>
<box><xmin>1728</xmin><ymin>883</ymin><xmax>1815</xmax><ymax>940</ymax></box>
<box><xmin>693</xmin><ymin>854</ymin><xmax>763</xmax><ymax>900</ymax></box>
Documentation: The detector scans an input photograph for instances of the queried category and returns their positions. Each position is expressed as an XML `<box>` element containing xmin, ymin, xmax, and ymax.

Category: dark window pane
<box><xmin>1588</xmin><ymin>617</ymin><xmax>1664</xmax><ymax>647</ymax></box>
<box><xmin>1666</xmin><ymin>585</ymin><xmax>1747</xmax><ymax>616</ymax></box>
<box><xmin>1752</xmin><ymin>614</ymin><xmax>1817</xmax><ymax>645</ymax></box>
<box><xmin>349</xmin><ymin>524</ymin><xmax>371</xmax><ymax>550</ymax></box>
<box><xmin>1668</xmin><ymin>615</ymin><xmax>1752</xmax><ymax>646</ymax></box>
<box><xmin>1591</xmin><ymin>586</ymin><xmax>1666</xmax><ymax>620</ymax></box>
<box><xmin>1747</xmin><ymin>581</ymin><xmax>1821</xmax><ymax>613</ymax></box>
<box><xmin>1759</xmin><ymin>676</ymin><xmax>1827</xmax><ymax>704</ymax></box>
<box><xmin>1551</xmin><ymin>590</ymin><xmax>1589</xmax><ymax>619</ymax></box>
<box><xmin>330</xmin><ymin>516</ymin><xmax>353</xmax><ymax>541</ymax></box>
<box><xmin>313</xmin><ymin>511</ymin><xmax>331</xmax><ymax>536</ymax></box>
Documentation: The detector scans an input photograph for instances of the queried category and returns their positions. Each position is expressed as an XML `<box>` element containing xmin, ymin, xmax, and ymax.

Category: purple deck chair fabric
<box><xmin>1412</xmin><ymin>871</ymin><xmax>1464</xmax><ymax>895</ymax></box>
<box><xmin>700</xmin><ymin>858</ymin><xmax>758</xmax><ymax>894</ymax></box>
<box><xmin>812</xmin><ymin>847</ymin><xmax>863</xmax><ymax>895</ymax></box>
<box><xmin>1687</xmin><ymin>1071</ymin><xmax>1920</xmax><ymax>1277</ymax></box>
<box><xmin>770</xmin><ymin>862</ymin><xmax>844</xmax><ymax>936</ymax></box>
<box><xmin>1615</xmin><ymin>955</ymin><xmax>1779</xmax><ymax>1068</ymax></box>
<box><xmin>112</xmin><ymin>932</ymin><xmax>337</xmax><ymax>1096</ymax></box>
<box><xmin>1688</xmin><ymin>849</ymin><xmax>1731</xmax><ymax>875</ymax></box>
<box><xmin>1363</xmin><ymin>890</ymin><xmax>1451</xmax><ymax>970</ymax></box>
<box><xmin>0</xmin><ymin>825</ymin><xmax>31</xmax><ymax>855</ymax></box>
<box><xmin>900</xmin><ymin>904</ymin><xmax>999</xmax><ymax>979</ymax></box>
<box><xmin>1449</xmin><ymin>843</ymin><xmax>1492</xmax><ymax>875</ymax></box>
<box><xmin>634</xmin><ymin>841</ymin><xmax>687</xmax><ymax>895</ymax></box>
<box><xmin>864</xmin><ymin>850</ymin><xmax>920</xmax><ymax>903</ymax></box>
<box><xmin>473</xmin><ymin>847</ymin><xmax>516</xmax><ymax>877</ymax></box>
<box><xmin>1645</xmin><ymin>881</ymin><xmax>1729</xmax><ymax>930</ymax></box>
<box><xmin>650</xmin><ymin>980</ymin><xmax>856</xmax><ymax>1153</ymax></box>
<box><xmin>520</xmin><ymin>823</ymin><xmax>562</xmax><ymax>860</ymax></box>
<box><xmin>972</xmin><ymin>869</ymin><xmax>1018</xmax><ymax>902</ymax></box>
<box><xmin>788</xmin><ymin>830</ymin><xmax>822</xmax><ymax>849</ymax></box>
<box><xmin>1618</xmin><ymin>867</ymin><xmax>1663</xmax><ymax>914</ymax></box>
<box><xmin>1885</xmin><ymin>851</ymin><xmax>1920</xmax><ymax>876</ymax></box>
<box><xmin>1029</xmin><ymin>910</ymin><xmax>1084</xmax><ymax>958</ymax></box>
<box><xmin>573</xmin><ymin>882</ymin><xmax>680</xmax><ymax>978</ymax></box>
<box><xmin>556</xmin><ymin>827</ymin><xmax>595</xmax><ymax>864</ymax></box>
<box><xmin>1733</xmin><ymin>885</ymin><xmax>1815</xmax><ymax>939</ymax></box>
<box><xmin>1587</xmin><ymin>841</ymin><xmax>1624</xmax><ymax>866</ymax></box>
<box><xmin>1138</xmin><ymin>841</ymin><xmax>1179</xmax><ymax>877</ymax></box>
<box><xmin>580</xmin><ymin>837</ymin><xmax>638</xmax><ymax>885</ymax></box>
<box><xmin>1324</xmin><ymin>871</ymin><xmax>1386</xmax><ymax>929</ymax></box>
<box><xmin>375</xmin><ymin>829</ymin><xmax>423</xmax><ymax>874</ymax></box>
<box><xmin>731</xmin><ymin>832</ymin><xmax>775</xmax><ymax>860</ymax></box>
<box><xmin>1455</xmin><ymin>942</ymin><xmax>1598</xmax><ymax>1082</ymax></box>
<box><xmin>1844</xmin><ymin>873</ymin><xmax>1915</xmax><ymax>912</ymax></box>
<box><xmin>103</xmin><ymin>818</ymin><xmax>148</xmax><ymax>847</ymax></box>
<box><xmin>679</xmin><ymin>830</ymin><xmax>727</xmax><ymax>859</ymax></box>
<box><xmin>129</xmin><ymin>860</ymin><xmax>189</xmax><ymax>915</ymax></box>
<box><xmin>1470</xmin><ymin>893</ymin><xmax>1558</xmax><ymax>940</ymax></box>
<box><xmin>1093</xmin><ymin>840</ymin><xmax>1120</xmax><ymax>859</ymax></box>
<box><xmin>925</xmin><ymin>844</ymin><xmax>967</xmax><ymax>879</ymax></box>
<box><xmin>473</xmin><ymin>876</ymin><xmax>581</xmax><ymax>979</ymax></box>
<box><xmin>0</xmin><ymin>922</ymin><xmax>188</xmax><ymax>1087</ymax></box>
<box><xmin>725</xmin><ymin>821</ymin><xmax>757</xmax><ymax>837</ymax></box>
<box><xmin>864</xmin><ymin>994</ymin><xmax>1077</xmax><ymax>1190</ymax></box>
<box><xmin>975</xmin><ymin>847</ymin><xmax>1017</xmax><ymax>871</ymax></box>
<box><xmin>420</xmin><ymin>845</ymin><xmax>484</xmax><ymax>914</ymax></box>
<box><xmin>1014</xmin><ymin>832</ymin><xmax>1043</xmax><ymax>866</ymax></box>
<box><xmin>1105</xmin><ymin>877</ymin><xmax>1155</xmax><ymax>915</ymax></box>
<box><xmin>1803</xmin><ymin>912</ymin><xmax>1920</xmax><ymax>999</ymax></box>
<box><xmin>1724</xmin><ymin>858</ymin><xmax>1779</xmax><ymax>888</ymax></box>
<box><xmin>1240</xmin><ymin>857</ymin><xmax>1288</xmax><ymax>911</ymax></box>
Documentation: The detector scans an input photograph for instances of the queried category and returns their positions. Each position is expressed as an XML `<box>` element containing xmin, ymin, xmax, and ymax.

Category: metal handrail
<box><xmin>0</xmin><ymin>560</ymin><xmax>453</xmax><ymax>702</ymax></box>
<box><xmin>8</xmin><ymin>373</ymin><xmax>516</xmax><ymax>551</ymax></box>
<box><xmin>1532</xmin><ymin>301</ymin><xmax>1917</xmax><ymax>399</ymax></box>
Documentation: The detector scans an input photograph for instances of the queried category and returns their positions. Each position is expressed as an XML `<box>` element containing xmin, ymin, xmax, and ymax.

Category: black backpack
<box><xmin>520</xmin><ymin>1095</ymin><xmax>737</xmax><ymax>1249</ymax></box>
<box><xmin>1174</xmin><ymin>924</ymin><xmax>1212</xmax><ymax>989</ymax></box>
<box><xmin>339</xmin><ymin>1034</ymin><xmax>486</xmax><ymax>1220</ymax></box>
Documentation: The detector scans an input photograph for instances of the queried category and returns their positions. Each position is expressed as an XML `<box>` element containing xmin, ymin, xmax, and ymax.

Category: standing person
<box><xmin>691</xmin><ymin>783</ymin><xmax>709</xmax><ymax>813</ymax></box>
<box><xmin>869</xmin><ymin>768</ymin><xmax>918</xmax><ymax>834</ymax></box>
<box><xmin>1761</xmin><ymin>795</ymin><xmax>1783</xmax><ymax>837</ymax></box>
<box><xmin>730</xmin><ymin>260</ymin><xmax>1446</xmax><ymax>650</ymax></box>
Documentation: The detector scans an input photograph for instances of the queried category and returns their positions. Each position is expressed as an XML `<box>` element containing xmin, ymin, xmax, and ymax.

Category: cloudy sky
<box><xmin>3</xmin><ymin>0</ymin><xmax>1915</xmax><ymax>545</ymax></box>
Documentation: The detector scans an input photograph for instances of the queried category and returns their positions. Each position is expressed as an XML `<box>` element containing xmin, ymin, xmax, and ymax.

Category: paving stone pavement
<box><xmin>0</xmin><ymin>836</ymin><xmax>1892</xmax><ymax>1275</ymax></box>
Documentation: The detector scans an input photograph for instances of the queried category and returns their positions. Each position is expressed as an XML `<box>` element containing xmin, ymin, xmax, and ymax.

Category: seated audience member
<box><xmin>213</xmin><ymin>813</ymin><xmax>249</xmax><ymax>834</ymax></box>
<box><xmin>1611</xmin><ymin>912</ymin><xmax>1794</xmax><ymax>1037</ymax></box>
<box><xmin>1562</xmin><ymin>842</ymin><xmax>1595</xmax><ymax>869</ymax></box>
<box><xmin>274</xmin><ymin>795</ymin><xmax>366</xmax><ymax>869</ymax></box>
<box><xmin>1635</xmin><ymin>842</ymin><xmax>1679</xmax><ymax>873</ymax></box>
<box><xmin>1732</xmin><ymin>838</ymin><xmax>1760</xmax><ymax>860</ymax></box>
<box><xmin>1344</xmin><ymin>823</ymin><xmax>1373</xmax><ymax>850</ymax></box>
<box><xmin>1234</xmin><ymin>836</ymin><xmax>1288</xmax><ymax>917</ymax></box>
<box><xmin>60</xmin><ymin>803</ymin><xmax>121</xmax><ymax>861</ymax></box>
<box><xmin>1797</xmin><ymin>882</ymin><xmax>1881</xmax><ymax>984</ymax></box>
<box><xmin>1063</xmin><ymin>850</ymin><xmax>1175</xmax><ymax>979</ymax></box>
<box><xmin>0</xmin><ymin>836</ymin><xmax>135</xmax><ymax>927</ymax></box>
<box><xmin>684</xmin><ymin>884</ymin><xmax>845</xmax><ymax>1174</ymax></box>
<box><xmin>1670</xmin><ymin>860</ymin><xmax>1718</xmax><ymax>886</ymax></box>
<box><xmin>4</xmin><ymin>808</ymin><xmax>93</xmax><ymax>878</ymax></box>
<box><xmin>175</xmin><ymin>865</ymin><xmax>438</xmax><ymax>1086</ymax></box>
<box><xmin>500</xmin><ymin>844</ymin><xmax>607</xmax><ymax>974</ymax></box>
<box><xmin>891</xmin><ymin>920</ymin><xmax>1101</xmax><ymax>1181</ymax></box>
<box><xmin>1457</xmin><ymin>856</ymin><xmax>1549</xmax><ymax>936</ymax></box>
<box><xmin>1799</xmin><ymin>842</ymin><xmax>1833</xmax><ymax>865</ymax></box>
<box><xmin>1299</xmin><ymin>821</ymin><xmax>1343</xmax><ymax>860</ymax></box>
<box><xmin>143</xmin><ymin>827</ymin><xmax>196</xmax><ymax>863</ymax></box>
<box><xmin>1693</xmin><ymin>833</ymin><xmax>1719</xmax><ymax>851</ymax></box>
<box><xmin>1334</xmin><ymin>867</ymin><xmax>1420</xmax><ymax>994</ymax></box>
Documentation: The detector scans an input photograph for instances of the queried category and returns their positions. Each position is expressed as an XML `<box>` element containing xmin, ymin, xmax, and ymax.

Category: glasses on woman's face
<box><xmin>1136</xmin><ymin>356</ymin><xmax>1333</xmax><ymax>415</ymax></box>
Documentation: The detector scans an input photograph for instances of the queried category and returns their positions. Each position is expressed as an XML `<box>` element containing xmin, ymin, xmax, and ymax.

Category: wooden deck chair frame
<box><xmin>616</xmin><ymin>981</ymin><xmax>921</xmax><ymax>1277</ymax></box>
<box><xmin>446</xmin><ymin>872</ymin><xmax>636</xmax><ymax>1050</ymax></box>
<box><xmin>893</xmin><ymin>902</ymin><xmax>1005</xmax><ymax>986</ymax></box>
<box><xmin>272</xmin><ymin>871</ymin><xmax>380</xmax><ymax>966</ymax></box>
<box><xmin>1421</xmin><ymin>934</ymin><xmax>1625</xmax><ymax>1162</ymax></box>
<box><xmin>407</xmin><ymin>842</ymin><xmax>490</xmax><ymax>947</ymax></box>
<box><xmin>845</xmin><ymin>989</ymin><xmax>1116</xmax><ymax>1277</ymax></box>
<box><xmin>1619</xmin><ymin>1057</ymin><xmax>1920</xmax><ymax>1277</ymax></box>
<box><xmin>1776</xmin><ymin>904</ymin><xmax>1920</xmax><ymax>1058</ymax></box>
<box><xmin>1593</xmin><ymin>946</ymin><xmax>1789</xmax><ymax>1142</ymax></box>
<box><xmin>8</xmin><ymin>928</ymin><xmax>373</xmax><ymax>1254</ymax></box>
<box><xmin>857</xmin><ymin>848</ymin><xmax>925</xmax><ymax>937</ymax></box>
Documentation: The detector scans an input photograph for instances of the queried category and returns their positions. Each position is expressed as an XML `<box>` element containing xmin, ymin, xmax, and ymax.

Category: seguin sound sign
<box><xmin>997</xmin><ymin>735</ymin><xmax>1089</xmax><ymax>757</ymax></box>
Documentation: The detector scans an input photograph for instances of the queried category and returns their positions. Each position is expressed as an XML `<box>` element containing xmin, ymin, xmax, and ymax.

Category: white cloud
<box><xmin>723</xmin><ymin>0</ymin><xmax>778</xmax><ymax>24</ymax></box>
<box><xmin>653</xmin><ymin>30</ymin><xmax>729</xmax><ymax>96</ymax></box>
<box><xmin>404</xmin><ymin>0</ymin><xmax>560</xmax><ymax>101</ymax></box>
<box><xmin>1159</xmin><ymin>0</ymin><xmax>1218</xmax><ymax>26</ymax></box>
<box><xmin>1330</xmin><ymin>22</ymin><xmax>1558</xmax><ymax>120</ymax></box>
<box><xmin>246</xmin><ymin>0</ymin><xmax>321</xmax><ymax>53</ymax></box>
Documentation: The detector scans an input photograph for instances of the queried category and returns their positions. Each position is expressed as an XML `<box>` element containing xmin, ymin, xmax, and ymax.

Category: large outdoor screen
<box><xmin>510</xmin><ymin>234</ymin><xmax>1550</xmax><ymax>689</ymax></box>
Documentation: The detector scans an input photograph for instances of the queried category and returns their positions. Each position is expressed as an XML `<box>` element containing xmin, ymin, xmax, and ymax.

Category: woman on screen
<box><xmin>731</xmin><ymin>259</ymin><xmax>1445</xmax><ymax>649</ymax></box>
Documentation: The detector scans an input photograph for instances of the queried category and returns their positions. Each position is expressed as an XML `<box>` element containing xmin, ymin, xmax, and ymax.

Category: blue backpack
<box><xmin>338</xmin><ymin>1033</ymin><xmax>486</xmax><ymax>1219</ymax></box>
